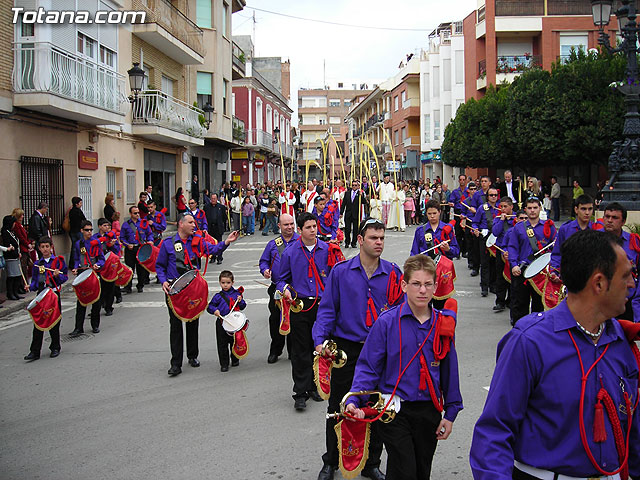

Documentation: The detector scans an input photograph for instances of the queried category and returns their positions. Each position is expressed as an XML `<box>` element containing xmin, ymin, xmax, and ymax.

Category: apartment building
<box><xmin>0</xmin><ymin>0</ymin><xmax>244</xmax><ymax>252</ymax></box>
<box><xmin>298</xmin><ymin>85</ymin><xmax>370</xmax><ymax>183</ymax></box>
<box><xmin>231</xmin><ymin>35</ymin><xmax>293</xmax><ymax>187</ymax></box>
<box><xmin>420</xmin><ymin>21</ymin><xmax>466</xmax><ymax>185</ymax></box>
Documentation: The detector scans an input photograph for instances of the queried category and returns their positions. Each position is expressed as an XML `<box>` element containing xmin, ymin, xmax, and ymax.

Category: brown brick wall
<box><xmin>131</xmin><ymin>36</ymin><xmax>186</xmax><ymax>101</ymax></box>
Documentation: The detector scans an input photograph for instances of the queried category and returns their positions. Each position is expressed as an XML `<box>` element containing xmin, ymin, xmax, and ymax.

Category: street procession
<box><xmin>1</xmin><ymin>1</ymin><xmax>640</xmax><ymax>480</ymax></box>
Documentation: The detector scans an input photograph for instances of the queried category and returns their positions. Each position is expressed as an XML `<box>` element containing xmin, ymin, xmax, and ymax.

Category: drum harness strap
<box><xmin>39</xmin><ymin>256</ymin><xmax>64</xmax><ymax>293</ymax></box>
<box><xmin>292</xmin><ymin>238</ymin><xmax>325</xmax><ymax>312</ymax></box>
<box><xmin>483</xmin><ymin>204</ymin><xmax>497</xmax><ymax>231</ymax></box>
<box><xmin>219</xmin><ymin>289</ymin><xmax>243</xmax><ymax>315</ymax></box>
<box><xmin>173</xmin><ymin>235</ymin><xmax>199</xmax><ymax>278</ymax></box>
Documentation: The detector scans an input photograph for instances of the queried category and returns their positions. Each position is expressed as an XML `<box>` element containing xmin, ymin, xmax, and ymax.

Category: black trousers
<box><xmin>215</xmin><ymin>318</ymin><xmax>235</xmax><ymax>367</ymax></box>
<box><xmin>100</xmin><ymin>278</ymin><xmax>116</xmax><ymax>312</ymax></box>
<box><xmin>510</xmin><ymin>273</ymin><xmax>543</xmax><ymax>325</ymax></box>
<box><xmin>343</xmin><ymin>215</ymin><xmax>359</xmax><ymax>247</ymax></box>
<box><xmin>167</xmin><ymin>297</ymin><xmax>199</xmax><ymax>367</ymax></box>
<box><xmin>322</xmin><ymin>337</ymin><xmax>383</xmax><ymax>470</ymax></box>
<box><xmin>267</xmin><ymin>284</ymin><xmax>289</xmax><ymax>357</ymax></box>
<box><xmin>124</xmin><ymin>246</ymin><xmax>149</xmax><ymax>291</ymax></box>
<box><xmin>470</xmin><ymin>235</ymin><xmax>481</xmax><ymax>271</ymax></box>
<box><xmin>290</xmin><ymin>299</ymin><xmax>318</xmax><ymax>399</ymax></box>
<box><xmin>30</xmin><ymin>291</ymin><xmax>61</xmax><ymax>353</ymax></box>
<box><xmin>74</xmin><ymin>299</ymin><xmax>101</xmax><ymax>331</ymax></box>
<box><xmin>479</xmin><ymin>239</ymin><xmax>496</xmax><ymax>293</ymax></box>
<box><xmin>495</xmin><ymin>254</ymin><xmax>510</xmax><ymax>307</ymax></box>
<box><xmin>210</xmin><ymin>229</ymin><xmax>223</xmax><ymax>261</ymax></box>
<box><xmin>379</xmin><ymin>401</ymin><xmax>441</xmax><ymax>480</ymax></box>
<box><xmin>453</xmin><ymin>211</ymin><xmax>466</xmax><ymax>256</ymax></box>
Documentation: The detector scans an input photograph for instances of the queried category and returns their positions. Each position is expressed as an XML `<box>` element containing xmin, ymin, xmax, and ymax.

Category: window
<box><xmin>18</xmin><ymin>14</ymin><xmax>35</xmax><ymax>38</ymax></box>
<box><xmin>560</xmin><ymin>34</ymin><xmax>588</xmax><ymax>57</ymax></box>
<box><xmin>142</xmin><ymin>65</ymin><xmax>150</xmax><ymax>90</ymax></box>
<box><xmin>126</xmin><ymin>170</ymin><xmax>136</xmax><ymax>204</ymax></box>
<box><xmin>433</xmin><ymin>66</ymin><xmax>440</xmax><ymax>97</ymax></box>
<box><xmin>433</xmin><ymin>110</ymin><xmax>440</xmax><ymax>140</ymax></box>
<box><xmin>318</xmin><ymin>116</ymin><xmax>326</xmax><ymax>125</ymax></box>
<box><xmin>77</xmin><ymin>32</ymin><xmax>96</xmax><ymax>59</ymax></box>
<box><xmin>394</xmin><ymin>96</ymin><xmax>399</xmax><ymax>111</ymax></box>
<box><xmin>196</xmin><ymin>0</ymin><xmax>212</xmax><ymax>28</ymax></box>
<box><xmin>401</xmin><ymin>127</ymin><xmax>407</xmax><ymax>141</ymax></box>
<box><xmin>455</xmin><ymin>51</ymin><xmax>464</xmax><ymax>84</ymax></box>
<box><xmin>329</xmin><ymin>116</ymin><xmax>340</xmax><ymax>124</ymax></box>
<box><xmin>444</xmin><ymin>105</ymin><xmax>452</xmax><ymax>129</ymax></box>
<box><xmin>401</xmin><ymin>91</ymin><xmax>407</xmax><ymax>104</ymax></box>
<box><xmin>19</xmin><ymin>156</ymin><xmax>64</xmax><ymax>234</ymax></box>
<box><xmin>107</xmin><ymin>168</ymin><xmax>116</xmax><ymax>197</ymax></box>
<box><xmin>394</xmin><ymin>129</ymin><xmax>399</xmax><ymax>145</ymax></box>
<box><xmin>266</xmin><ymin>105</ymin><xmax>273</xmax><ymax>133</ymax></box>
<box><xmin>78</xmin><ymin>177</ymin><xmax>93</xmax><ymax>222</ymax></box>
<box><xmin>99</xmin><ymin>45</ymin><xmax>116</xmax><ymax>69</ymax></box>
<box><xmin>161</xmin><ymin>75</ymin><xmax>174</xmax><ymax>97</ymax></box>
<box><xmin>456</xmin><ymin>99</ymin><xmax>464</xmax><ymax>112</ymax></box>
<box><xmin>422</xmin><ymin>73</ymin><xmax>430</xmax><ymax>100</ymax></box>
<box><xmin>256</xmin><ymin>98</ymin><xmax>263</xmax><ymax>130</ymax></box>
<box><xmin>443</xmin><ymin>59</ymin><xmax>451</xmax><ymax>91</ymax></box>
<box><xmin>197</xmin><ymin>72</ymin><xmax>212</xmax><ymax>109</ymax></box>
<box><xmin>222</xmin><ymin>2</ymin><xmax>229</xmax><ymax>37</ymax></box>
<box><xmin>423</xmin><ymin>114</ymin><xmax>430</xmax><ymax>144</ymax></box>
<box><xmin>343</xmin><ymin>100</ymin><xmax>351</xmax><ymax>107</ymax></box>
<box><xmin>329</xmin><ymin>99</ymin><xmax>340</xmax><ymax>107</ymax></box>
<box><xmin>223</xmin><ymin>78</ymin><xmax>229</xmax><ymax>115</ymax></box>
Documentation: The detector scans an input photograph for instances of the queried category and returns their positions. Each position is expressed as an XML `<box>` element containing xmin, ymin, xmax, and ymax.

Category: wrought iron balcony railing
<box><xmin>132</xmin><ymin>90</ymin><xmax>206</xmax><ymax>138</ymax></box>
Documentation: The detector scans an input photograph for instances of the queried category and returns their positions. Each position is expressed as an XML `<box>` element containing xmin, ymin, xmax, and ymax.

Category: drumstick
<box><xmin>419</xmin><ymin>239</ymin><xmax>451</xmax><ymax>255</ymax></box>
<box><xmin>492</xmin><ymin>244</ymin><xmax>507</xmax><ymax>254</ymax></box>
<box><xmin>254</xmin><ymin>280</ymin><xmax>271</xmax><ymax>288</ymax></box>
<box><xmin>534</xmin><ymin>240</ymin><xmax>555</xmax><ymax>256</ymax></box>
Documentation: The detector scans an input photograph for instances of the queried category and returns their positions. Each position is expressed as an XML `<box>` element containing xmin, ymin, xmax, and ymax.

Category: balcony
<box><xmin>247</xmin><ymin>128</ymin><xmax>274</xmax><ymax>150</ymax></box>
<box><xmin>477</xmin><ymin>59</ymin><xmax>487</xmax><ymax>90</ymax></box>
<box><xmin>232</xmin><ymin>116</ymin><xmax>246</xmax><ymax>144</ymax></box>
<box><xmin>131</xmin><ymin>90</ymin><xmax>205</xmax><ymax>146</ymax></box>
<box><xmin>496</xmin><ymin>55</ymin><xmax>542</xmax><ymax>85</ymax></box>
<box><xmin>232</xmin><ymin>42</ymin><xmax>245</xmax><ymax>80</ymax></box>
<box><xmin>12</xmin><ymin>42</ymin><xmax>126</xmax><ymax>125</ymax></box>
<box><xmin>132</xmin><ymin>0</ymin><xmax>204</xmax><ymax>65</ymax></box>
<box><xmin>402</xmin><ymin>98</ymin><xmax>420</xmax><ymax>109</ymax></box>
<box><xmin>403</xmin><ymin>136</ymin><xmax>420</xmax><ymax>148</ymax></box>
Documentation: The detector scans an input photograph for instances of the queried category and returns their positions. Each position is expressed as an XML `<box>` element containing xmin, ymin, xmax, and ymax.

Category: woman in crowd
<box><xmin>525</xmin><ymin>176</ymin><xmax>541</xmax><ymax>201</ymax></box>
<box><xmin>1</xmin><ymin>215</ymin><xmax>25</xmax><ymax>301</ymax></box>
<box><xmin>11</xmin><ymin>208</ymin><xmax>32</xmax><ymax>286</ymax></box>
<box><xmin>175</xmin><ymin>187</ymin><xmax>187</xmax><ymax>214</ymax></box>
<box><xmin>403</xmin><ymin>183</ymin><xmax>415</xmax><ymax>227</ymax></box>
<box><xmin>104</xmin><ymin>193</ymin><xmax>116</xmax><ymax>222</ymax></box>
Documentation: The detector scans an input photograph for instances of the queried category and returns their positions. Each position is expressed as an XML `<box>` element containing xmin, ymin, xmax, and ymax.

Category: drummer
<box><xmin>156</xmin><ymin>213</ymin><xmax>239</xmax><ymax>377</ymax></box>
<box><xmin>472</xmin><ymin>188</ymin><xmax>501</xmax><ymax>298</ymax></box>
<box><xmin>448</xmin><ymin>175</ymin><xmax>471</xmax><ymax>259</ymax></box>
<box><xmin>549</xmin><ymin>194</ymin><xmax>596</xmax><ymax>280</ymax></box>
<box><xmin>93</xmin><ymin>218</ymin><xmax>118</xmax><ymax>317</ymax></box>
<box><xmin>507</xmin><ymin>198</ymin><xmax>557</xmax><ymax>325</ymax></box>
<box><xmin>602</xmin><ymin>202</ymin><xmax>640</xmax><ymax>322</ymax></box>
<box><xmin>489</xmin><ymin>198</ymin><xmax>515</xmax><ymax>313</ymax></box>
<box><xmin>147</xmin><ymin>201</ymin><xmax>166</xmax><ymax>247</ymax></box>
<box><xmin>312</xmin><ymin>218</ymin><xmax>404</xmax><ymax>480</ymax></box>
<box><xmin>258</xmin><ymin>213</ymin><xmax>298</xmax><ymax>364</ymax></box>
<box><xmin>469</xmin><ymin>176</ymin><xmax>492</xmax><ymax>278</ymax></box>
<box><xmin>120</xmin><ymin>206</ymin><xmax>153</xmax><ymax>294</ymax></box>
<box><xmin>70</xmin><ymin>220</ymin><xmax>105</xmax><ymax>337</ymax></box>
<box><xmin>410</xmin><ymin>199</ymin><xmax>460</xmax><ymax>260</ymax></box>
<box><xmin>187</xmin><ymin>198</ymin><xmax>208</xmax><ymax>232</ymax></box>
<box><xmin>274</xmin><ymin>212</ymin><xmax>332</xmax><ymax>411</ymax></box>
<box><xmin>24</xmin><ymin>236</ymin><xmax>68</xmax><ymax>361</ymax></box>
<box><xmin>315</xmin><ymin>196</ymin><xmax>339</xmax><ymax>242</ymax></box>
<box><xmin>207</xmin><ymin>270</ymin><xmax>247</xmax><ymax>372</ymax></box>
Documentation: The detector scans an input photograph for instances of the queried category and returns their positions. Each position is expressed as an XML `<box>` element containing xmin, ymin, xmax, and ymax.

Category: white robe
<box><xmin>278</xmin><ymin>191</ymin><xmax>296</xmax><ymax>225</ymax></box>
<box><xmin>301</xmin><ymin>189</ymin><xmax>318</xmax><ymax>213</ymax></box>
<box><xmin>369</xmin><ymin>198</ymin><xmax>382</xmax><ymax>221</ymax></box>
<box><xmin>386</xmin><ymin>189</ymin><xmax>406</xmax><ymax>231</ymax></box>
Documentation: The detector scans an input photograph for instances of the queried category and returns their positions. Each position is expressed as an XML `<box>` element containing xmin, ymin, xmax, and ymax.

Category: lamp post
<box><xmin>127</xmin><ymin>62</ymin><xmax>145</xmax><ymax>102</ymax></box>
<box><xmin>592</xmin><ymin>0</ymin><xmax>640</xmax><ymax>209</ymax></box>
<box><xmin>202</xmin><ymin>102</ymin><xmax>214</xmax><ymax>129</ymax></box>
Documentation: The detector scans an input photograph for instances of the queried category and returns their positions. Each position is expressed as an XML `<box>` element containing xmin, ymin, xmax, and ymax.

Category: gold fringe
<box><xmin>31</xmin><ymin>313</ymin><xmax>62</xmax><ymax>332</ymax></box>
<box><xmin>232</xmin><ymin>331</ymin><xmax>250</xmax><ymax>359</ymax></box>
<box><xmin>335</xmin><ymin>420</ymin><xmax>371</xmax><ymax>480</ymax></box>
<box><xmin>167</xmin><ymin>297</ymin><xmax>203</xmax><ymax>322</ymax></box>
<box><xmin>73</xmin><ymin>284</ymin><xmax>101</xmax><ymax>307</ymax></box>
<box><xmin>313</xmin><ymin>355</ymin><xmax>331</xmax><ymax>400</ymax></box>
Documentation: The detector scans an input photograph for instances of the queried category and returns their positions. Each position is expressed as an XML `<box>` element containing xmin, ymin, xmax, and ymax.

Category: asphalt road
<box><xmin>0</xmin><ymin>227</ymin><xmax>511</xmax><ymax>480</ymax></box>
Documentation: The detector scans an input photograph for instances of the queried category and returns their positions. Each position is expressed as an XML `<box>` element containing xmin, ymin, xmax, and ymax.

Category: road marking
<box><xmin>483</xmin><ymin>386</ymin><xmax>490</xmax><ymax>391</ymax></box>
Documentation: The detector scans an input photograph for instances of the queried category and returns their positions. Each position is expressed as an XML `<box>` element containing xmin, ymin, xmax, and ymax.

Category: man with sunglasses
<box><xmin>187</xmin><ymin>199</ymin><xmax>208</xmax><ymax>233</ymax></box>
<box><xmin>70</xmin><ymin>220</ymin><xmax>105</xmax><ymax>337</ymax></box>
<box><xmin>472</xmin><ymin>187</ymin><xmax>501</xmax><ymax>297</ymax></box>
<box><xmin>120</xmin><ymin>206</ymin><xmax>154</xmax><ymax>294</ymax></box>
<box><xmin>312</xmin><ymin>218</ymin><xmax>404</xmax><ymax>480</ymax></box>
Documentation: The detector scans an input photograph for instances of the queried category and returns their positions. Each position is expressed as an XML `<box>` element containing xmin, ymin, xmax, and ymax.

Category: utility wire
<box><xmin>244</xmin><ymin>6</ymin><xmax>433</xmax><ymax>32</ymax></box>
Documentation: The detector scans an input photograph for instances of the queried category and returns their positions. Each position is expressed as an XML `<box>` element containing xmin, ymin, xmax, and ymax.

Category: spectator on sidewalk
<box><xmin>68</xmin><ymin>197</ymin><xmax>85</xmax><ymax>266</ymax></box>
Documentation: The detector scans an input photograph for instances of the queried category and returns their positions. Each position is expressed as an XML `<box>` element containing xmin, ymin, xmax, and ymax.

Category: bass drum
<box><xmin>72</xmin><ymin>269</ymin><xmax>101</xmax><ymax>306</ymax></box>
<box><xmin>168</xmin><ymin>270</ymin><xmax>209</xmax><ymax>322</ymax></box>
<box><xmin>27</xmin><ymin>287</ymin><xmax>61</xmax><ymax>331</ymax></box>
<box><xmin>524</xmin><ymin>252</ymin><xmax>551</xmax><ymax>279</ymax></box>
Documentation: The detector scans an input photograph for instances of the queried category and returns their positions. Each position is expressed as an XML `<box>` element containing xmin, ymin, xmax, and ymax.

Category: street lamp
<box><xmin>592</xmin><ymin>0</ymin><xmax>640</xmax><ymax>209</ymax></box>
<box><xmin>127</xmin><ymin>62</ymin><xmax>145</xmax><ymax>102</ymax></box>
<box><xmin>202</xmin><ymin>102</ymin><xmax>214</xmax><ymax>129</ymax></box>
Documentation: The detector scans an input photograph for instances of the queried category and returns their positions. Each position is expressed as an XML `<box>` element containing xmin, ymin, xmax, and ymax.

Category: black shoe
<box><xmin>493</xmin><ymin>304</ymin><xmax>506</xmax><ymax>312</ymax></box>
<box><xmin>92</xmin><ymin>327</ymin><xmax>100</xmax><ymax>333</ymax></box>
<box><xmin>50</xmin><ymin>349</ymin><xmax>60</xmax><ymax>358</ymax></box>
<box><xmin>105</xmin><ymin>310</ymin><xmax>113</xmax><ymax>316</ymax></box>
<box><xmin>351</xmin><ymin>244</ymin><xmax>357</xmax><ymax>248</ymax></box>
<box><xmin>294</xmin><ymin>397</ymin><xmax>307</xmax><ymax>411</ymax></box>
<box><xmin>144</xmin><ymin>279</ymin><xmax>150</xmax><ymax>285</ymax></box>
<box><xmin>220</xmin><ymin>365</ymin><xmax>229</xmax><ymax>372</ymax></box>
<box><xmin>69</xmin><ymin>329</ymin><xmax>83</xmax><ymax>337</ymax></box>
<box><xmin>481</xmin><ymin>290</ymin><xmax>488</xmax><ymax>297</ymax></box>
<box><xmin>308</xmin><ymin>390</ymin><xmax>324</xmax><ymax>402</ymax></box>
<box><xmin>317</xmin><ymin>464</ymin><xmax>335</xmax><ymax>480</ymax></box>
<box><xmin>188</xmin><ymin>358</ymin><xmax>200</xmax><ymax>368</ymax></box>
<box><xmin>470</xmin><ymin>270</ymin><xmax>479</xmax><ymax>277</ymax></box>
<box><xmin>155</xmin><ymin>278</ymin><xmax>160</xmax><ymax>284</ymax></box>
<box><xmin>489</xmin><ymin>286</ymin><xmax>496</xmax><ymax>294</ymax></box>
<box><xmin>461</xmin><ymin>252</ymin><xmax>468</xmax><ymax>258</ymax></box>
<box><xmin>24</xmin><ymin>352</ymin><xmax>40</xmax><ymax>361</ymax></box>
<box><xmin>137</xmin><ymin>287</ymin><xmax>144</xmax><ymax>293</ymax></box>
<box><xmin>267</xmin><ymin>354</ymin><xmax>279</xmax><ymax>364</ymax></box>
<box><xmin>216</xmin><ymin>259</ymin><xmax>223</xmax><ymax>265</ymax></box>
<box><xmin>168</xmin><ymin>366</ymin><xmax>182</xmax><ymax>376</ymax></box>
<box><xmin>344</xmin><ymin>244</ymin><xmax>350</xmax><ymax>249</ymax></box>
<box><xmin>115</xmin><ymin>297</ymin><xmax>122</xmax><ymax>304</ymax></box>
<box><xmin>123</xmin><ymin>288</ymin><xmax>132</xmax><ymax>294</ymax></box>
<box><xmin>231</xmin><ymin>358</ymin><xmax>239</xmax><ymax>367</ymax></box>
<box><xmin>361</xmin><ymin>467</ymin><xmax>385</xmax><ymax>480</ymax></box>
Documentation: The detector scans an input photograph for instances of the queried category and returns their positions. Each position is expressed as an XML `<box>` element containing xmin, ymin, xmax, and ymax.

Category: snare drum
<box><xmin>115</xmin><ymin>263</ymin><xmax>133</xmax><ymax>287</ymax></box>
<box><xmin>27</xmin><ymin>287</ymin><xmax>61</xmax><ymax>331</ymax></box>
<box><xmin>72</xmin><ymin>269</ymin><xmax>101</xmax><ymax>306</ymax></box>
<box><xmin>485</xmin><ymin>234</ymin><xmax>497</xmax><ymax>248</ymax></box>
<box><xmin>524</xmin><ymin>252</ymin><xmax>551</xmax><ymax>279</ymax></box>
<box><xmin>221</xmin><ymin>311</ymin><xmax>249</xmax><ymax>335</ymax></box>
<box><xmin>168</xmin><ymin>270</ymin><xmax>209</xmax><ymax>322</ymax></box>
<box><xmin>100</xmin><ymin>251</ymin><xmax>121</xmax><ymax>282</ymax></box>
<box><xmin>137</xmin><ymin>244</ymin><xmax>159</xmax><ymax>273</ymax></box>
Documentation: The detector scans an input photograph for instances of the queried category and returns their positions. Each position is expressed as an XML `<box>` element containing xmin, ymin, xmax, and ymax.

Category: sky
<box><xmin>232</xmin><ymin>0</ymin><xmax>477</xmax><ymax>125</ymax></box>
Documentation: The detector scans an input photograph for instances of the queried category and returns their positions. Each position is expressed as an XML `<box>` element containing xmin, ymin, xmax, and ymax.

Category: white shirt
<box><xmin>505</xmin><ymin>182</ymin><xmax>515</xmax><ymax>201</ymax></box>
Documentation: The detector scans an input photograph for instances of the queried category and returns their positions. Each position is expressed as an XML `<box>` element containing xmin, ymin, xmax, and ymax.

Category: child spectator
<box><xmin>207</xmin><ymin>270</ymin><xmax>247</xmax><ymax>372</ymax></box>
<box><xmin>241</xmin><ymin>196</ymin><xmax>255</xmax><ymax>235</ymax></box>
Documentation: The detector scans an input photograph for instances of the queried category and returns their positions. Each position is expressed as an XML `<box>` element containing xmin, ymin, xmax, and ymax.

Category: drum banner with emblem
<box><xmin>279</xmin><ymin>296</ymin><xmax>291</xmax><ymax>335</ymax></box>
<box><xmin>168</xmin><ymin>272</ymin><xmax>209</xmax><ymax>322</ymax></box>
<box><xmin>232</xmin><ymin>324</ymin><xmax>249</xmax><ymax>359</ymax></box>
<box><xmin>527</xmin><ymin>272</ymin><xmax>547</xmax><ymax>299</ymax></box>
<box><xmin>313</xmin><ymin>354</ymin><xmax>334</xmax><ymax>400</ymax></box>
<box><xmin>543</xmin><ymin>277</ymin><xmax>564</xmax><ymax>310</ymax></box>
<box><xmin>334</xmin><ymin>419</ymin><xmax>371</xmax><ymax>479</ymax></box>
<box><xmin>433</xmin><ymin>255</ymin><xmax>456</xmax><ymax>301</ymax></box>
<box><xmin>28</xmin><ymin>288</ymin><xmax>62</xmax><ymax>331</ymax></box>
<box><xmin>503</xmin><ymin>259</ymin><xmax>511</xmax><ymax>284</ymax></box>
